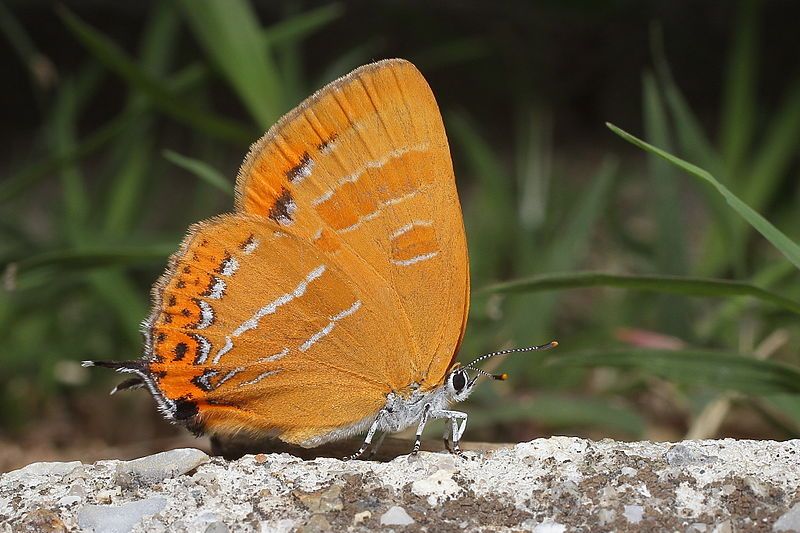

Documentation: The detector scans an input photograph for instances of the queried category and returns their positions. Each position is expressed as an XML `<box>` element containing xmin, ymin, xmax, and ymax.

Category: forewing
<box><xmin>235</xmin><ymin>59</ymin><xmax>469</xmax><ymax>388</ymax></box>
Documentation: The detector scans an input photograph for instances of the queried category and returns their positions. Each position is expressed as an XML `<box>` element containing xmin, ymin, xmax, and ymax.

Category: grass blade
<box><xmin>163</xmin><ymin>150</ymin><xmax>233</xmax><ymax>195</ymax></box>
<box><xmin>0</xmin><ymin>63</ymin><xmax>209</xmax><ymax>205</ymax></box>
<box><xmin>720</xmin><ymin>0</ymin><xmax>759</xmax><ymax>180</ymax></box>
<box><xmin>549</xmin><ymin>348</ymin><xmax>800</xmax><ymax>394</ymax></box>
<box><xmin>179</xmin><ymin>0</ymin><xmax>283</xmax><ymax>127</ymax></box>
<box><xmin>643</xmin><ymin>70</ymin><xmax>689</xmax><ymax>336</ymax></box>
<box><xmin>262</xmin><ymin>3</ymin><xmax>344</xmax><ymax>48</ymax></box>
<box><xmin>468</xmin><ymin>394</ymin><xmax>645</xmax><ymax>437</ymax></box>
<box><xmin>607</xmin><ymin>123</ymin><xmax>800</xmax><ymax>270</ymax></box>
<box><xmin>481</xmin><ymin>271</ymin><xmax>800</xmax><ymax>315</ymax></box>
<box><xmin>742</xmin><ymin>81</ymin><xmax>800</xmax><ymax>212</ymax></box>
<box><xmin>58</xmin><ymin>6</ymin><xmax>254</xmax><ymax>144</ymax></box>
<box><xmin>9</xmin><ymin>244</ymin><xmax>175</xmax><ymax>283</ymax></box>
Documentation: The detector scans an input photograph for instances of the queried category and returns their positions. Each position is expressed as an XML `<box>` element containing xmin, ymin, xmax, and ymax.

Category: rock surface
<box><xmin>1</xmin><ymin>437</ymin><xmax>799</xmax><ymax>532</ymax></box>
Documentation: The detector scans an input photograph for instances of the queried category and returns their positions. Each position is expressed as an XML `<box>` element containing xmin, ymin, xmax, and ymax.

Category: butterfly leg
<box><xmin>411</xmin><ymin>404</ymin><xmax>432</xmax><ymax>455</ymax></box>
<box><xmin>365</xmin><ymin>431</ymin><xmax>388</xmax><ymax>460</ymax></box>
<box><xmin>432</xmin><ymin>409</ymin><xmax>467</xmax><ymax>456</ymax></box>
<box><xmin>345</xmin><ymin>409</ymin><xmax>386</xmax><ymax>461</ymax></box>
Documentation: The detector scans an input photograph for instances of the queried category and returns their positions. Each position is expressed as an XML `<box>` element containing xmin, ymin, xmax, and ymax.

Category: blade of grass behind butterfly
<box><xmin>0</xmin><ymin>62</ymin><xmax>207</xmax><ymax>206</ymax></box>
<box><xmin>262</xmin><ymin>3</ymin><xmax>343</xmax><ymax>49</ymax></box>
<box><xmin>741</xmin><ymin>81</ymin><xmax>800</xmax><ymax>217</ymax></box>
<box><xmin>47</xmin><ymin>72</ymin><xmax>149</xmax><ymax>342</ymax></box>
<box><xmin>697</xmin><ymin>260</ymin><xmax>797</xmax><ymax>341</ymax></box>
<box><xmin>505</xmin><ymin>103</ymin><xmax>554</xmax><ymax>374</ymax></box>
<box><xmin>607</xmin><ymin>124</ymin><xmax>800</xmax><ymax>270</ymax></box>
<box><xmin>163</xmin><ymin>150</ymin><xmax>234</xmax><ymax>196</ymax></box>
<box><xmin>650</xmin><ymin>23</ymin><xmax>739</xmax><ymax>277</ymax></box>
<box><xmin>0</xmin><ymin>1</ymin><xmax>53</xmax><ymax>113</ymax></box>
<box><xmin>178</xmin><ymin>0</ymin><xmax>283</xmax><ymax>128</ymax></box>
<box><xmin>719</xmin><ymin>0</ymin><xmax>759</xmax><ymax>182</ymax></box>
<box><xmin>104</xmin><ymin>0</ymin><xmax>180</xmax><ymax>236</ymax></box>
<box><xmin>511</xmin><ymin>157</ymin><xmax>617</xmax><ymax>384</ymax></box>
<box><xmin>643</xmin><ymin>70</ymin><xmax>689</xmax><ymax>337</ymax></box>
<box><xmin>548</xmin><ymin>348</ymin><xmax>800</xmax><ymax>395</ymax></box>
<box><xmin>58</xmin><ymin>7</ymin><xmax>253</xmax><ymax>144</ymax></box>
<box><xmin>447</xmin><ymin>111</ymin><xmax>517</xmax><ymax>288</ymax></box>
<box><xmin>467</xmin><ymin>394</ymin><xmax>645</xmax><ymax>438</ymax></box>
<box><xmin>481</xmin><ymin>272</ymin><xmax>800</xmax><ymax>316</ymax></box>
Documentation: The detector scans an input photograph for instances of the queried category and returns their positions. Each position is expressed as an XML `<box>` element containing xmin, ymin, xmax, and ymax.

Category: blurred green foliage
<box><xmin>1</xmin><ymin>0</ymin><xmax>799</xmax><ymax>445</ymax></box>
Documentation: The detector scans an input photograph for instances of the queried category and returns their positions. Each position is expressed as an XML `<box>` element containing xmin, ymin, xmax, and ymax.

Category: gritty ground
<box><xmin>2</xmin><ymin>437</ymin><xmax>800</xmax><ymax>532</ymax></box>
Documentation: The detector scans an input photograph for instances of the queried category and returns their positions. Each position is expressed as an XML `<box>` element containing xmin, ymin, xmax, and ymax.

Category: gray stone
<box><xmin>114</xmin><ymin>448</ymin><xmax>209</xmax><ymax>484</ymax></box>
<box><xmin>774</xmin><ymin>502</ymin><xmax>800</xmax><ymax>532</ymax></box>
<box><xmin>5</xmin><ymin>461</ymin><xmax>82</xmax><ymax>484</ymax></box>
<box><xmin>76</xmin><ymin>497</ymin><xmax>166</xmax><ymax>533</ymax></box>
<box><xmin>2</xmin><ymin>438</ymin><xmax>800</xmax><ymax>531</ymax></box>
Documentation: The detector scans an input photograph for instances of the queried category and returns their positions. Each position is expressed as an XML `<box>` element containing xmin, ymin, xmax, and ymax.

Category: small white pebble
<box><xmin>353</xmin><ymin>510</ymin><xmax>371</xmax><ymax>525</ymax></box>
<box><xmin>380</xmin><ymin>506</ymin><xmax>414</xmax><ymax>526</ymax></box>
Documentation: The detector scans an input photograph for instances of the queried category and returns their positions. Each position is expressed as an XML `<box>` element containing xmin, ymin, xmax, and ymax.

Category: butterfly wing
<box><xmin>235</xmin><ymin>59</ymin><xmax>469</xmax><ymax>389</ymax></box>
<box><xmin>144</xmin><ymin>213</ymin><xmax>427</xmax><ymax>445</ymax></box>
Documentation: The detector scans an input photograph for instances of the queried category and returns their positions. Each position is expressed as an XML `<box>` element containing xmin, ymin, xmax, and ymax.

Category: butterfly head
<box><xmin>445</xmin><ymin>340</ymin><xmax>559</xmax><ymax>402</ymax></box>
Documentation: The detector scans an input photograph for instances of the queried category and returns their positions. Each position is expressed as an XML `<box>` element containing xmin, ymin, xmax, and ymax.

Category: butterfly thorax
<box><xmin>379</xmin><ymin>383</ymin><xmax>455</xmax><ymax>433</ymax></box>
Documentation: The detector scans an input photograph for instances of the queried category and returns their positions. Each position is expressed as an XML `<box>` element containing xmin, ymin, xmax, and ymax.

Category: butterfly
<box><xmin>84</xmin><ymin>59</ymin><xmax>556</xmax><ymax>459</ymax></box>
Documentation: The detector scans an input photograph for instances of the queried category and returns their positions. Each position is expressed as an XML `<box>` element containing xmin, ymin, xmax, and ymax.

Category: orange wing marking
<box><xmin>338</xmin><ymin>188</ymin><xmax>421</xmax><ymax>234</ymax></box>
<box><xmin>310</xmin><ymin>143</ymin><xmax>429</xmax><ymax>207</ymax></box>
<box><xmin>389</xmin><ymin>220</ymin><xmax>433</xmax><ymax>240</ymax></box>
<box><xmin>298</xmin><ymin>299</ymin><xmax>363</xmax><ymax>353</ymax></box>
<box><xmin>211</xmin><ymin>264</ymin><xmax>327</xmax><ymax>364</ymax></box>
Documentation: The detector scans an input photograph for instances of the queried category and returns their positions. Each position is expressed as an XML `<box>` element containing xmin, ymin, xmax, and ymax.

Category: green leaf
<box><xmin>549</xmin><ymin>348</ymin><xmax>800</xmax><ymax>394</ymax></box>
<box><xmin>743</xmin><ymin>81</ymin><xmax>800</xmax><ymax>212</ymax></box>
<box><xmin>481</xmin><ymin>271</ymin><xmax>800</xmax><ymax>315</ymax></box>
<box><xmin>163</xmin><ymin>150</ymin><xmax>234</xmax><ymax>195</ymax></box>
<box><xmin>468</xmin><ymin>394</ymin><xmax>645</xmax><ymax>437</ymax></box>
<box><xmin>607</xmin><ymin>123</ymin><xmax>800</xmax><ymax>270</ymax></box>
<box><xmin>179</xmin><ymin>0</ymin><xmax>283</xmax><ymax>127</ymax></box>
<box><xmin>58</xmin><ymin>6</ymin><xmax>254</xmax><ymax>144</ymax></box>
<box><xmin>447</xmin><ymin>111</ymin><xmax>516</xmax><ymax>285</ymax></box>
<box><xmin>0</xmin><ymin>63</ymin><xmax>206</xmax><ymax>205</ymax></box>
<box><xmin>10</xmin><ymin>243</ymin><xmax>176</xmax><ymax>276</ymax></box>
<box><xmin>720</xmin><ymin>0</ymin><xmax>759</xmax><ymax>180</ymax></box>
<box><xmin>262</xmin><ymin>3</ymin><xmax>344</xmax><ymax>48</ymax></box>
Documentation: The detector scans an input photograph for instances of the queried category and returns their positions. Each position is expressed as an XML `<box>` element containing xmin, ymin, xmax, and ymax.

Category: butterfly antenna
<box><xmin>465</xmin><ymin>341</ymin><xmax>558</xmax><ymax>374</ymax></box>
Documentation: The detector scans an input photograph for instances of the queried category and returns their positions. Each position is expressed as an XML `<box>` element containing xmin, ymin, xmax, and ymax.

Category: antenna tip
<box><xmin>494</xmin><ymin>373</ymin><xmax>509</xmax><ymax>381</ymax></box>
<box><xmin>81</xmin><ymin>360</ymin><xmax>96</xmax><ymax>367</ymax></box>
<box><xmin>550</xmin><ymin>340</ymin><xmax>559</xmax><ymax>348</ymax></box>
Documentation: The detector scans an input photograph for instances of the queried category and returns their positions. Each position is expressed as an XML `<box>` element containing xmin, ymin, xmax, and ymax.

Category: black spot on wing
<box><xmin>286</xmin><ymin>152</ymin><xmax>312</xmax><ymax>182</ymax></box>
<box><xmin>268</xmin><ymin>187</ymin><xmax>296</xmax><ymax>224</ymax></box>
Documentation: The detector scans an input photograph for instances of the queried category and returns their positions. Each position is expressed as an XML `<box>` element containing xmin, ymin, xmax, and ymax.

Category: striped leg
<box><xmin>411</xmin><ymin>404</ymin><xmax>432</xmax><ymax>454</ymax></box>
<box><xmin>365</xmin><ymin>431</ymin><xmax>388</xmax><ymax>460</ymax></box>
<box><xmin>345</xmin><ymin>410</ymin><xmax>385</xmax><ymax>461</ymax></box>
<box><xmin>432</xmin><ymin>409</ymin><xmax>467</xmax><ymax>456</ymax></box>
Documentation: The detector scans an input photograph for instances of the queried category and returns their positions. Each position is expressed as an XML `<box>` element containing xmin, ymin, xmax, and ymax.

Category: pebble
<box><xmin>623</xmin><ymin>504</ymin><xmax>644</xmax><ymax>524</ymax></box>
<box><xmin>774</xmin><ymin>502</ymin><xmax>800</xmax><ymax>532</ymax></box>
<box><xmin>115</xmin><ymin>448</ymin><xmax>209</xmax><ymax>483</ymax></box>
<box><xmin>77</xmin><ymin>497</ymin><xmax>166</xmax><ymax>533</ymax></box>
<box><xmin>5</xmin><ymin>461</ymin><xmax>82</xmax><ymax>484</ymax></box>
<box><xmin>17</xmin><ymin>508</ymin><xmax>68</xmax><ymax>533</ymax></box>
<box><xmin>380</xmin><ymin>505</ymin><xmax>414</xmax><ymax>526</ymax></box>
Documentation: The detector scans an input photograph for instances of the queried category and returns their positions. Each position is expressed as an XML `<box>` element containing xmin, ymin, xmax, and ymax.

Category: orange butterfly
<box><xmin>85</xmin><ymin>59</ymin><xmax>556</xmax><ymax>459</ymax></box>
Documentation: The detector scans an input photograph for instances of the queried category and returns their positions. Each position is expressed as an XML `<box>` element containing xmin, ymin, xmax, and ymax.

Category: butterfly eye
<box><xmin>452</xmin><ymin>370</ymin><xmax>467</xmax><ymax>393</ymax></box>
